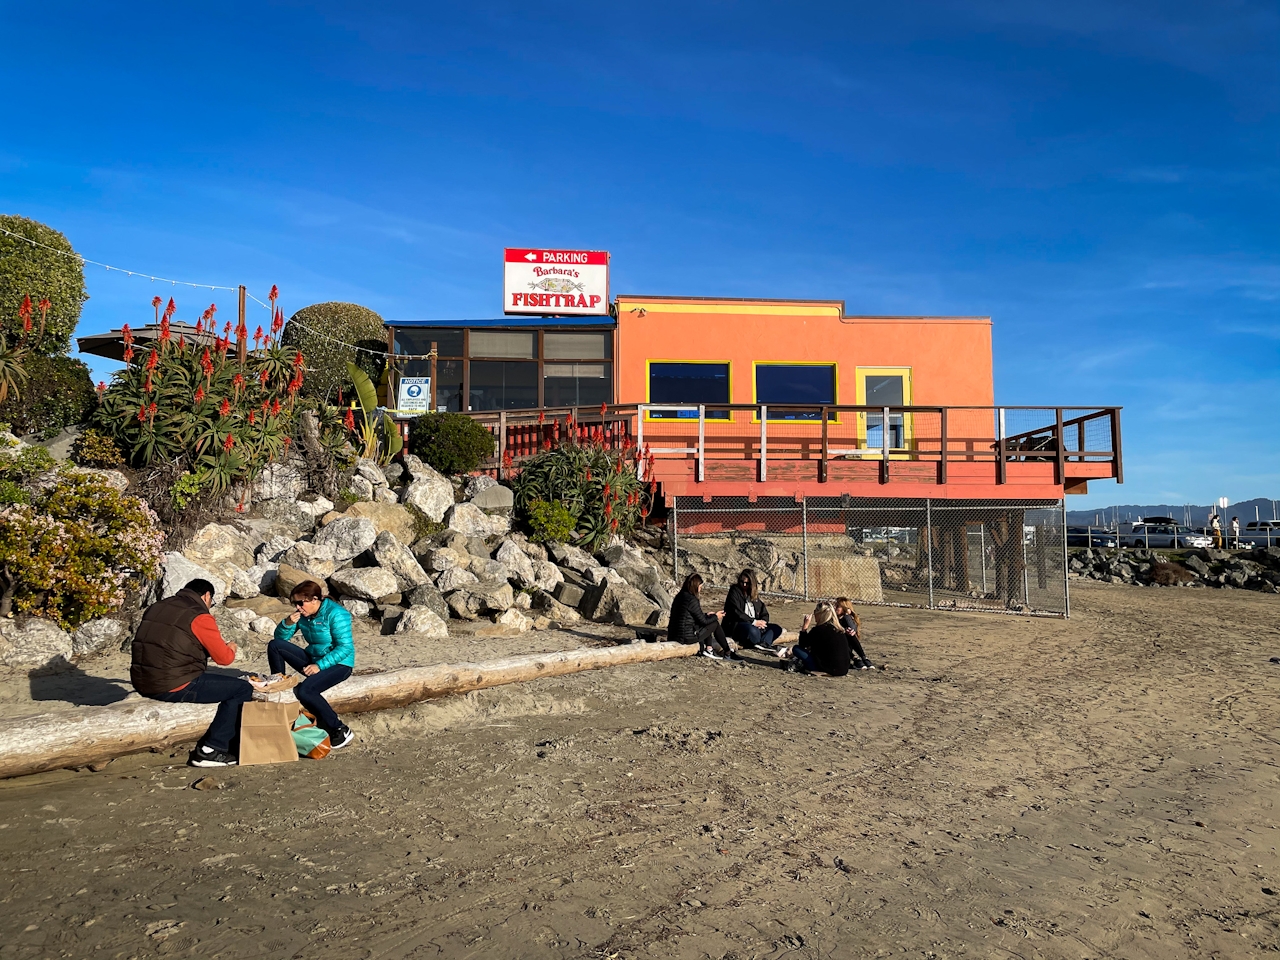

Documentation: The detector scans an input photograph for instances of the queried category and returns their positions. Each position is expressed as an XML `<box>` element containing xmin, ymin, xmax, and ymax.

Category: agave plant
<box><xmin>0</xmin><ymin>334</ymin><xmax>29</xmax><ymax>405</ymax></box>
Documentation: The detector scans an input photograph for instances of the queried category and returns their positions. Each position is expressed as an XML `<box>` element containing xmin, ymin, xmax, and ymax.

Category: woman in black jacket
<box><xmin>722</xmin><ymin>569</ymin><xmax>784</xmax><ymax>651</ymax></box>
<box><xmin>668</xmin><ymin>573</ymin><xmax>733</xmax><ymax>659</ymax></box>
<box><xmin>784</xmin><ymin>601</ymin><xmax>852</xmax><ymax>676</ymax></box>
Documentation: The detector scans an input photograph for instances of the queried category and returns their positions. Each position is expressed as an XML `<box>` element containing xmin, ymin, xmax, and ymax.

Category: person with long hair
<box><xmin>834</xmin><ymin>597</ymin><xmax>876</xmax><ymax>670</ymax></box>
<box><xmin>668</xmin><ymin>572</ymin><xmax>734</xmax><ymax>660</ymax></box>
<box><xmin>270</xmin><ymin>580</ymin><xmax>356</xmax><ymax>749</ymax></box>
<box><xmin>722</xmin><ymin>569</ymin><xmax>784</xmax><ymax>653</ymax></box>
<box><xmin>781</xmin><ymin>601</ymin><xmax>852</xmax><ymax>676</ymax></box>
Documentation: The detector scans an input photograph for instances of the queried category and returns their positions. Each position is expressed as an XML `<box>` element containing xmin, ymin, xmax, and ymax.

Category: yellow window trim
<box><xmin>644</xmin><ymin>359</ymin><xmax>733</xmax><ymax>422</ymax></box>
<box><xmin>854</xmin><ymin>367</ymin><xmax>914</xmax><ymax>458</ymax></box>
<box><xmin>750</xmin><ymin>361</ymin><xmax>840</xmax><ymax>424</ymax></box>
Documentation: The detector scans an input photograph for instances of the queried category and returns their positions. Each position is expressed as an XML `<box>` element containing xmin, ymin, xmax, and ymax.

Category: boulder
<box><xmin>421</xmin><ymin>546</ymin><xmax>467</xmax><ymax>573</ymax></box>
<box><xmin>376</xmin><ymin>488</ymin><xmax>399</xmax><ymax>505</ymax></box>
<box><xmin>382</xmin><ymin>461</ymin><xmax>405</xmax><ymax>486</ymax></box>
<box><xmin>370</xmin><ymin>530</ymin><xmax>431</xmax><ymax>590</ymax></box>
<box><xmin>259</xmin><ymin>499</ymin><xmax>317</xmax><ymax>537</ymax></box>
<box><xmin>531</xmin><ymin>590</ymin><xmax>582</xmax><ymax>624</ymax></box>
<box><xmin>1184</xmin><ymin>554</ymin><xmax>1211</xmax><ymax>577</ymax></box>
<box><xmin>553</xmin><ymin>581</ymin><xmax>586</xmax><ymax>608</ymax></box>
<box><xmin>598</xmin><ymin>541</ymin><xmax>646</xmax><ymax>568</ymax></box>
<box><xmin>224</xmin><ymin>595</ymin><xmax>292</xmax><ymax>620</ymax></box>
<box><xmin>72</xmin><ymin>618</ymin><xmax>129</xmax><ymax>658</ymax></box>
<box><xmin>255</xmin><ymin>535</ymin><xmax>297</xmax><ymax>565</ymax></box>
<box><xmin>444</xmin><ymin>502</ymin><xmax>510</xmax><ymax>538</ymax></box>
<box><xmin>181</xmin><ymin>522</ymin><xmax>257</xmax><ymax>582</ymax></box>
<box><xmin>349</xmin><ymin>475</ymin><xmax>375</xmax><ymax>502</ymax></box>
<box><xmin>470</xmin><ymin>558</ymin><xmax>511</xmax><ymax>583</ymax></box>
<box><xmin>336</xmin><ymin>501</ymin><xmax>419</xmax><ymax>546</ymax></box>
<box><xmin>340</xmin><ymin>598</ymin><xmax>372</xmax><ymax>619</ymax></box>
<box><xmin>161</xmin><ymin>553</ymin><xmax>227</xmax><ymax>605</ymax></box>
<box><xmin>579</xmin><ymin>578</ymin><xmax>661</xmax><ymax>626</ymax></box>
<box><xmin>495</xmin><ymin>540</ymin><xmax>536</xmax><ymax>587</ymax></box>
<box><xmin>72</xmin><ymin>467</ymin><xmax>129</xmax><ymax>491</ymax></box>
<box><xmin>519</xmin><ymin>538</ymin><xmax>549</xmax><ymax>563</ymax></box>
<box><xmin>512</xmin><ymin>591</ymin><xmax>532</xmax><ymax>610</ymax></box>
<box><xmin>465</xmin><ymin>537</ymin><xmax>493</xmax><ymax>559</ymax></box>
<box><xmin>229</xmin><ymin>563</ymin><xmax>279</xmax><ymax>600</ymax></box>
<box><xmin>532</xmin><ymin>559</ymin><xmax>564</xmax><ymax>592</ymax></box>
<box><xmin>435</xmin><ymin>566</ymin><xmax>480</xmax><ymax>592</ymax></box>
<box><xmin>355</xmin><ymin>458</ymin><xmax>389</xmax><ymax>489</ymax></box>
<box><xmin>328</xmin><ymin>566</ymin><xmax>399</xmax><ymax>602</ymax></box>
<box><xmin>281</xmin><ymin>542</ymin><xmax>338</xmax><ymax>580</ymax></box>
<box><xmin>445</xmin><ymin>581</ymin><xmax>514</xmax><ymax>620</ymax></box>
<box><xmin>402</xmin><ymin>461</ymin><xmax>455</xmax><ymax>522</ymax></box>
<box><xmin>249</xmin><ymin>616</ymin><xmax>278</xmax><ymax>636</ymax></box>
<box><xmin>469</xmin><ymin>484</ymin><xmax>514</xmax><ymax>510</ymax></box>
<box><xmin>274</xmin><ymin>562</ymin><xmax>326</xmax><ymax>599</ymax></box>
<box><xmin>493</xmin><ymin>608</ymin><xmax>532</xmax><ymax>633</ymax></box>
<box><xmin>313</xmin><ymin>516</ymin><xmax>378</xmax><ymax>561</ymax></box>
<box><xmin>548</xmin><ymin>542</ymin><xmax>599</xmax><ymax>574</ymax></box>
<box><xmin>464</xmin><ymin>474</ymin><xmax>499</xmax><ymax>499</ymax></box>
<box><xmin>394</xmin><ymin>607</ymin><xmax>449</xmax><ymax>639</ymax></box>
<box><xmin>403</xmin><ymin>582</ymin><xmax>450</xmax><ymax>622</ymax></box>
<box><xmin>250</xmin><ymin>462</ymin><xmax>307</xmax><ymax>502</ymax></box>
<box><xmin>0</xmin><ymin>618</ymin><xmax>73</xmax><ymax>668</ymax></box>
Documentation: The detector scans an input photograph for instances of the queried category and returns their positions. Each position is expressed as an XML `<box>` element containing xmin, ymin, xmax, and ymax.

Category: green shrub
<box><xmin>0</xmin><ymin>354</ymin><xmax>97</xmax><ymax>438</ymax></box>
<box><xmin>511</xmin><ymin>441</ymin><xmax>648</xmax><ymax>551</ymax></box>
<box><xmin>0</xmin><ymin>443</ymin><xmax>54</xmax><ymax>482</ymax></box>
<box><xmin>0</xmin><ymin>469</ymin><xmax>163</xmax><ymax>628</ymax></box>
<box><xmin>0</xmin><ymin>216</ymin><xmax>86</xmax><ymax>356</ymax></box>
<box><xmin>406</xmin><ymin>412</ymin><xmax>496</xmax><ymax>476</ymax></box>
<box><xmin>70</xmin><ymin>428</ymin><xmax>125</xmax><ymax>468</ymax></box>
<box><xmin>170</xmin><ymin>471</ymin><xmax>204</xmax><ymax>510</ymax></box>
<box><xmin>280</xmin><ymin>302</ymin><xmax>386</xmax><ymax>402</ymax></box>
<box><xmin>526</xmin><ymin>499</ymin><xmax>577</xmax><ymax>544</ymax></box>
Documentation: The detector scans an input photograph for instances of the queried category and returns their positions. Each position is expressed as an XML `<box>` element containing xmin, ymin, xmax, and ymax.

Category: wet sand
<box><xmin>0</xmin><ymin>582</ymin><xmax>1277</xmax><ymax>959</ymax></box>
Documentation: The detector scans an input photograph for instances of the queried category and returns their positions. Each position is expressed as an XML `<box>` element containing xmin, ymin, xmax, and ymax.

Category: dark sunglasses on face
<box><xmin>292</xmin><ymin>600</ymin><xmax>311</xmax><ymax>608</ymax></box>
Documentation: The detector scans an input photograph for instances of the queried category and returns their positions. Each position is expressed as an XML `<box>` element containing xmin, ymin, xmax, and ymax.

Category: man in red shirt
<box><xmin>130</xmin><ymin>579</ymin><xmax>253</xmax><ymax>767</ymax></box>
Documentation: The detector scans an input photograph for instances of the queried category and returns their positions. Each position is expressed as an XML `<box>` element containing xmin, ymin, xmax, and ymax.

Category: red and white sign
<box><xmin>503</xmin><ymin>248</ymin><xmax>610</xmax><ymax>316</ymax></box>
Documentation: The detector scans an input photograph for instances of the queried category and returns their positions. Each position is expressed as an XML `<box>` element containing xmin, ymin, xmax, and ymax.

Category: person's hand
<box><xmin>303</xmin><ymin>664</ymin><xmax>319</xmax><ymax>677</ymax></box>
<box><xmin>715</xmin><ymin>610</ymin><xmax>725</xmax><ymax>620</ymax></box>
<box><xmin>753</xmin><ymin>619</ymin><xmax>767</xmax><ymax>629</ymax></box>
<box><xmin>802</xmin><ymin>614</ymin><xmax>812</xmax><ymax>629</ymax></box>
<box><xmin>226</xmin><ymin>641</ymin><xmax>239</xmax><ymax>660</ymax></box>
<box><xmin>287</xmin><ymin>611</ymin><xmax>301</xmax><ymax>624</ymax></box>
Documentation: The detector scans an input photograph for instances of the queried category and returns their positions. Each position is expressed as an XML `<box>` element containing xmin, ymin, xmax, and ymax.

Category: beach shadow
<box><xmin>28</xmin><ymin>663</ymin><xmax>132</xmax><ymax>706</ymax></box>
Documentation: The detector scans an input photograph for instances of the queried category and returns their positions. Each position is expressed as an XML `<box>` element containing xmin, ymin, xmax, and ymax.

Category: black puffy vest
<box><xmin>129</xmin><ymin>589</ymin><xmax>210</xmax><ymax>695</ymax></box>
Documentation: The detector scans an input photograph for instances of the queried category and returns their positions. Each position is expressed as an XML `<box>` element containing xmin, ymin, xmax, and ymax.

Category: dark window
<box><xmin>543</xmin><ymin>362</ymin><xmax>611</xmax><ymax>408</ymax></box>
<box><xmin>545</xmin><ymin>332</ymin><xmax>611</xmax><ymax>359</ymax></box>
<box><xmin>395</xmin><ymin>327</ymin><xmax>464</xmax><ymax>358</ymax></box>
<box><xmin>469</xmin><ymin>360</ymin><xmax>538</xmax><ymax>411</ymax></box>
<box><xmin>865</xmin><ymin>375</ymin><xmax>904</xmax><ymax>406</ymax></box>
<box><xmin>434</xmin><ymin>359</ymin><xmax>464</xmax><ymax>412</ymax></box>
<box><xmin>755</xmin><ymin>364</ymin><xmax>835</xmax><ymax>420</ymax></box>
<box><xmin>470</xmin><ymin>330</ymin><xmax>535</xmax><ymax>359</ymax></box>
<box><xmin>864</xmin><ymin>375</ymin><xmax>906</xmax><ymax>449</ymax></box>
<box><xmin>648</xmin><ymin>362</ymin><xmax>730</xmax><ymax>419</ymax></box>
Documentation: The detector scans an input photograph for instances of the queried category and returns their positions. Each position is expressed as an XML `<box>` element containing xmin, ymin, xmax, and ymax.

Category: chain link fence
<box><xmin>668</xmin><ymin>496</ymin><xmax>1068</xmax><ymax>617</ymax></box>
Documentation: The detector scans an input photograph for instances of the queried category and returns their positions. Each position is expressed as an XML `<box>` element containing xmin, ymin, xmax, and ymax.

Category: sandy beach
<box><xmin>0</xmin><ymin>581</ymin><xmax>1277</xmax><ymax>959</ymax></box>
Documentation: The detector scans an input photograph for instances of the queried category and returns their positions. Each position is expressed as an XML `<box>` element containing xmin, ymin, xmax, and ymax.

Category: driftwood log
<box><xmin>0</xmin><ymin>642</ymin><xmax>698</xmax><ymax>780</ymax></box>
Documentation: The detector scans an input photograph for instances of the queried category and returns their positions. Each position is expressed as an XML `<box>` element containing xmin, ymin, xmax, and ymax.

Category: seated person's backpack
<box><xmin>291</xmin><ymin>712</ymin><xmax>331</xmax><ymax>759</ymax></box>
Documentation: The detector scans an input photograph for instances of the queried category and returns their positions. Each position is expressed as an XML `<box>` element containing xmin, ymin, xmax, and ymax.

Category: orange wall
<box><xmin>614</xmin><ymin>297</ymin><xmax>993</xmax><ymax>407</ymax></box>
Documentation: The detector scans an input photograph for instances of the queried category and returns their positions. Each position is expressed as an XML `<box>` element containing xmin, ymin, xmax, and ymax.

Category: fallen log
<box><xmin>0</xmin><ymin>641</ymin><xmax>698</xmax><ymax>780</ymax></box>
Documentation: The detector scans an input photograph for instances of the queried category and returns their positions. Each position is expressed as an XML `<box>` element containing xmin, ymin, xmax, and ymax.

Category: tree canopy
<box><xmin>0</xmin><ymin>215</ymin><xmax>87</xmax><ymax>355</ymax></box>
<box><xmin>281</xmin><ymin>301</ymin><xmax>386</xmax><ymax>402</ymax></box>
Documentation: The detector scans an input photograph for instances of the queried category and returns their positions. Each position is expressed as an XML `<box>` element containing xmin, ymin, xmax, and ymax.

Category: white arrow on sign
<box><xmin>524</xmin><ymin>252</ymin><xmax>538</xmax><ymax>261</ymax></box>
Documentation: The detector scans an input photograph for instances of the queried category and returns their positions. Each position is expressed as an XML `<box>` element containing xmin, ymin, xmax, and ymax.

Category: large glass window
<box><xmin>544</xmin><ymin>363</ymin><xmax>610</xmax><ymax>407</ymax></box>
<box><xmin>470</xmin><ymin>330</ymin><xmax>535</xmax><ymax>359</ymax></box>
<box><xmin>863</xmin><ymin>373</ymin><xmax>907</xmax><ymax>449</ymax></box>
<box><xmin>545</xmin><ymin>332</ymin><xmax>611</xmax><ymax>360</ymax></box>
<box><xmin>470</xmin><ymin>360</ymin><xmax>538</xmax><ymax>411</ymax></box>
<box><xmin>648</xmin><ymin>362</ymin><xmax>730</xmax><ymax>419</ymax></box>
<box><xmin>434</xmin><ymin>359</ymin><xmax>464</xmax><ymax>413</ymax></box>
<box><xmin>395</xmin><ymin>328</ymin><xmax>464</xmax><ymax>359</ymax></box>
<box><xmin>755</xmin><ymin>364</ymin><xmax>835</xmax><ymax>420</ymax></box>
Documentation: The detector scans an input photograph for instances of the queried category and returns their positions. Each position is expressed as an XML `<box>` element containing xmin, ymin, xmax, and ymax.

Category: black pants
<box><xmin>847</xmin><ymin>633</ymin><xmax>870</xmax><ymax>665</ymax></box>
<box><xmin>267</xmin><ymin>640</ymin><xmax>352</xmax><ymax>733</ymax></box>
<box><xmin>148</xmin><ymin>672</ymin><xmax>254</xmax><ymax>753</ymax></box>
<box><xmin>693</xmin><ymin>620</ymin><xmax>731</xmax><ymax>655</ymax></box>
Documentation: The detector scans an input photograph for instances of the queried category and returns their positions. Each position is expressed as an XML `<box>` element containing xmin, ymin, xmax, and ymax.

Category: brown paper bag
<box><xmin>238</xmin><ymin>700</ymin><xmax>301</xmax><ymax>766</ymax></box>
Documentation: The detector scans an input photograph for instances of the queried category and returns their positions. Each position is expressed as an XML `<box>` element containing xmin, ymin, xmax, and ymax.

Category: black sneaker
<box><xmin>188</xmin><ymin>744</ymin><xmax>237</xmax><ymax>767</ymax></box>
<box><xmin>329</xmin><ymin>725</ymin><xmax>354</xmax><ymax>750</ymax></box>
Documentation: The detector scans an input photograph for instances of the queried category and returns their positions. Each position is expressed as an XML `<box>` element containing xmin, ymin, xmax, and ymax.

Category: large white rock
<box><xmin>469</xmin><ymin>484</ymin><xmax>514</xmax><ymax>510</ymax></box>
<box><xmin>444</xmin><ymin>581</ymin><xmax>514</xmax><ymax>620</ymax></box>
<box><xmin>313</xmin><ymin>516</ymin><xmax>378</xmax><ymax>561</ymax></box>
<box><xmin>470</xmin><ymin>558</ymin><xmax>511</xmax><ymax>582</ymax></box>
<box><xmin>340</xmin><ymin>598</ymin><xmax>372</xmax><ymax>618</ymax></box>
<box><xmin>349</xmin><ymin>475</ymin><xmax>375</xmax><ymax>502</ymax></box>
<box><xmin>249</xmin><ymin>616</ymin><xmax>278</xmax><ymax>635</ymax></box>
<box><xmin>341</xmin><ymin>502</ymin><xmax>418</xmax><ymax>546</ymax></box>
<box><xmin>328</xmin><ymin>566</ymin><xmax>399</xmax><ymax>601</ymax></box>
<box><xmin>401</xmin><ymin>459</ymin><xmax>455</xmax><ymax>522</ymax></box>
<box><xmin>181</xmin><ymin>523</ymin><xmax>257</xmax><ymax>582</ymax></box>
<box><xmin>598</xmin><ymin>541</ymin><xmax>647</xmax><ymax>568</ymax></box>
<box><xmin>531</xmin><ymin>559</ymin><xmax>564</xmax><ymax>592</ymax></box>
<box><xmin>370</xmin><ymin>530</ymin><xmax>431</xmax><ymax>590</ymax></box>
<box><xmin>394</xmin><ymin>606</ymin><xmax>449</xmax><ymax>639</ymax></box>
<box><xmin>229</xmin><ymin>563</ymin><xmax>278</xmax><ymax>600</ymax></box>
<box><xmin>255</xmin><ymin>535</ymin><xmax>297</xmax><ymax>565</ymax></box>
<box><xmin>161</xmin><ymin>552</ymin><xmax>227</xmax><ymax>605</ymax></box>
<box><xmin>421</xmin><ymin>547</ymin><xmax>465</xmax><ymax>573</ymax></box>
<box><xmin>435</xmin><ymin>566</ymin><xmax>479</xmax><ymax>592</ymax></box>
<box><xmin>251</xmin><ymin>462</ymin><xmax>307</xmax><ymax>502</ymax></box>
<box><xmin>495</xmin><ymin>540</ymin><xmax>536</xmax><ymax>587</ymax></box>
<box><xmin>493</xmin><ymin>608</ymin><xmax>532</xmax><ymax>633</ymax></box>
<box><xmin>464</xmin><ymin>474</ymin><xmax>499</xmax><ymax>499</ymax></box>
<box><xmin>71</xmin><ymin>618</ymin><xmax>129</xmax><ymax>657</ymax></box>
<box><xmin>444</xmin><ymin>502</ymin><xmax>510</xmax><ymax>538</ymax></box>
<box><xmin>548</xmin><ymin>542</ymin><xmax>599</xmax><ymax>574</ymax></box>
<box><xmin>0</xmin><ymin>618</ymin><xmax>74</xmax><ymax>668</ymax></box>
<box><xmin>281</xmin><ymin>541</ymin><xmax>338</xmax><ymax>580</ymax></box>
<box><xmin>355</xmin><ymin>458</ymin><xmax>390</xmax><ymax>489</ymax></box>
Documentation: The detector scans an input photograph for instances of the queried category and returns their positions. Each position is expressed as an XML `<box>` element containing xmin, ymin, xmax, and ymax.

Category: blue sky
<box><xmin>0</xmin><ymin>1</ymin><xmax>1275</xmax><ymax>509</ymax></box>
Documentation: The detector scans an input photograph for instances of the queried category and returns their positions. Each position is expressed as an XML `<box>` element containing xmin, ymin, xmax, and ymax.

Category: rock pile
<box><xmin>1069</xmin><ymin>546</ymin><xmax>1280</xmax><ymax>593</ymax></box>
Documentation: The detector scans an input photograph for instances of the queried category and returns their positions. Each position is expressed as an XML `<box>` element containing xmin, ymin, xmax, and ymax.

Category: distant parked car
<box><xmin>1242</xmin><ymin>521</ymin><xmax>1280</xmax><ymax>547</ymax></box>
<box><xmin>1067</xmin><ymin>526</ymin><xmax>1118</xmax><ymax>548</ymax></box>
<box><xmin>1127</xmin><ymin>524</ymin><xmax>1212</xmax><ymax>549</ymax></box>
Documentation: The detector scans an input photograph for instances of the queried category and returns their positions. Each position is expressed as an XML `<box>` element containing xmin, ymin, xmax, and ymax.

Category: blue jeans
<box><xmin>148</xmin><ymin>672</ymin><xmax>254</xmax><ymax>753</ymax></box>
<box><xmin>733</xmin><ymin>622</ymin><xmax>783</xmax><ymax>648</ymax></box>
<box><xmin>267</xmin><ymin>639</ymin><xmax>352</xmax><ymax>733</ymax></box>
<box><xmin>792</xmin><ymin>647</ymin><xmax>817</xmax><ymax>672</ymax></box>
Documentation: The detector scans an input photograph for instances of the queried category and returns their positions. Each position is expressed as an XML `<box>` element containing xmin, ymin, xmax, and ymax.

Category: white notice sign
<box><xmin>397</xmin><ymin>377</ymin><xmax>431</xmax><ymax>414</ymax></box>
<box><xmin>504</xmin><ymin>248</ymin><xmax>610</xmax><ymax>316</ymax></box>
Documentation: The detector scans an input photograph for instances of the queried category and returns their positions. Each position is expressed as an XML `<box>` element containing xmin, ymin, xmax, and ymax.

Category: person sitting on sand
<box><xmin>781</xmin><ymin>601</ymin><xmax>851</xmax><ymax>677</ymax></box>
<box><xmin>130</xmin><ymin>578</ymin><xmax>251</xmax><ymax>768</ymax></box>
<box><xmin>669</xmin><ymin>573</ymin><xmax>735</xmax><ymax>660</ymax></box>
<box><xmin>722</xmin><ymin>569</ymin><xmax>784</xmax><ymax>653</ymax></box>
<box><xmin>834</xmin><ymin>597</ymin><xmax>876</xmax><ymax>670</ymax></box>
<box><xmin>270</xmin><ymin>581</ymin><xmax>356</xmax><ymax>749</ymax></box>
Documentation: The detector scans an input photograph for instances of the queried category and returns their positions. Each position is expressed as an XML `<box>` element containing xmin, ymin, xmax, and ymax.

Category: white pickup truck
<box><xmin>1241</xmin><ymin>521</ymin><xmax>1280</xmax><ymax>548</ymax></box>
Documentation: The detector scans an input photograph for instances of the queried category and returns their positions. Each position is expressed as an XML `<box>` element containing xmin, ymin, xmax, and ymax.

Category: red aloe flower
<box><xmin>159</xmin><ymin>316</ymin><xmax>171</xmax><ymax>343</ymax></box>
<box><xmin>585</xmin><ymin>469</ymin><xmax>592</xmax><ymax>481</ymax></box>
<box><xmin>208</xmin><ymin>304</ymin><xmax>217</xmax><ymax>321</ymax></box>
<box><xmin>177</xmin><ymin>335</ymin><xmax>186</xmax><ymax>351</ymax></box>
<box><xmin>261</xmin><ymin>400</ymin><xmax>268</xmax><ymax>414</ymax></box>
<box><xmin>537</xmin><ymin>410</ymin><xmax>545</xmax><ymax>424</ymax></box>
<box><xmin>610</xmin><ymin>518</ymin><xmax>619</xmax><ymax>531</ymax></box>
<box><xmin>222</xmin><ymin>432</ymin><xmax>235</xmax><ymax>452</ymax></box>
<box><xmin>268</xmin><ymin>284</ymin><xmax>278</xmax><ymax>304</ymax></box>
<box><xmin>248</xmin><ymin>410</ymin><xmax>256</xmax><ymax>425</ymax></box>
<box><xmin>223</xmin><ymin>321</ymin><xmax>232</xmax><ymax>338</ymax></box>
<box><xmin>151</xmin><ymin>295</ymin><xmax>162</xmax><ymax>313</ymax></box>
<box><xmin>121</xmin><ymin>323</ymin><xmax>133</xmax><ymax>345</ymax></box>
<box><xmin>233</xmin><ymin>373</ymin><xmax>245</xmax><ymax>394</ymax></box>
<box><xmin>95</xmin><ymin>381</ymin><xmax>106</xmax><ymax>395</ymax></box>
<box><xmin>271</xmin><ymin>308</ymin><xmax>283</xmax><ymax>336</ymax></box>
<box><xmin>19</xmin><ymin>294</ymin><xmax>32</xmax><ymax>334</ymax></box>
<box><xmin>282</xmin><ymin>436</ymin><xmax>291</xmax><ymax>447</ymax></box>
<box><xmin>146</xmin><ymin>349</ymin><xmax>159</xmax><ymax>371</ymax></box>
<box><xmin>270</xmin><ymin>398</ymin><xmax>280</xmax><ymax>416</ymax></box>
<box><xmin>615</xmin><ymin>459</ymin><xmax>623</xmax><ymax>475</ymax></box>
<box><xmin>292</xmin><ymin>350</ymin><xmax>304</xmax><ymax>369</ymax></box>
<box><xmin>164</xmin><ymin>297</ymin><xmax>176</xmax><ymax>320</ymax></box>
<box><xmin>253</xmin><ymin>326</ymin><xmax>263</xmax><ymax>346</ymax></box>
<box><xmin>144</xmin><ymin>373</ymin><xmax>153</xmax><ymax>392</ymax></box>
<box><xmin>502</xmin><ymin>449</ymin><xmax>514</xmax><ymax>469</ymax></box>
<box><xmin>343</xmin><ymin>408</ymin><xmax>355</xmax><ymax>431</ymax></box>
<box><xmin>200</xmin><ymin>348</ymin><xmax>213</xmax><ymax>377</ymax></box>
<box><xmin>542</xmin><ymin>438</ymin><xmax>552</xmax><ymax>451</ymax></box>
<box><xmin>603</xmin><ymin>483</ymin><xmax>611</xmax><ymax>499</ymax></box>
<box><xmin>148</xmin><ymin>401</ymin><xmax>157</xmax><ymax>419</ymax></box>
<box><xmin>194</xmin><ymin>385</ymin><xmax>205</xmax><ymax>403</ymax></box>
<box><xmin>123</xmin><ymin>345</ymin><xmax>134</xmax><ymax>363</ymax></box>
<box><xmin>136</xmin><ymin>406</ymin><xmax>146</xmax><ymax>423</ymax></box>
<box><xmin>219</xmin><ymin>398</ymin><xmax>231</xmax><ymax>416</ymax></box>
<box><xmin>600</xmin><ymin>402</ymin><xmax>608</xmax><ymax>416</ymax></box>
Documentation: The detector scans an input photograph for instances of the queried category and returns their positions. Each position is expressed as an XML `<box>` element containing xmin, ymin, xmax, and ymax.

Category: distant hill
<box><xmin>1067</xmin><ymin>498</ymin><xmax>1279</xmax><ymax>527</ymax></box>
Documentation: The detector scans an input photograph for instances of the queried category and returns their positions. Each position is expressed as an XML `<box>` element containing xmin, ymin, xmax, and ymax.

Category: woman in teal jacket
<box><xmin>270</xmin><ymin>580</ymin><xmax>356</xmax><ymax>749</ymax></box>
